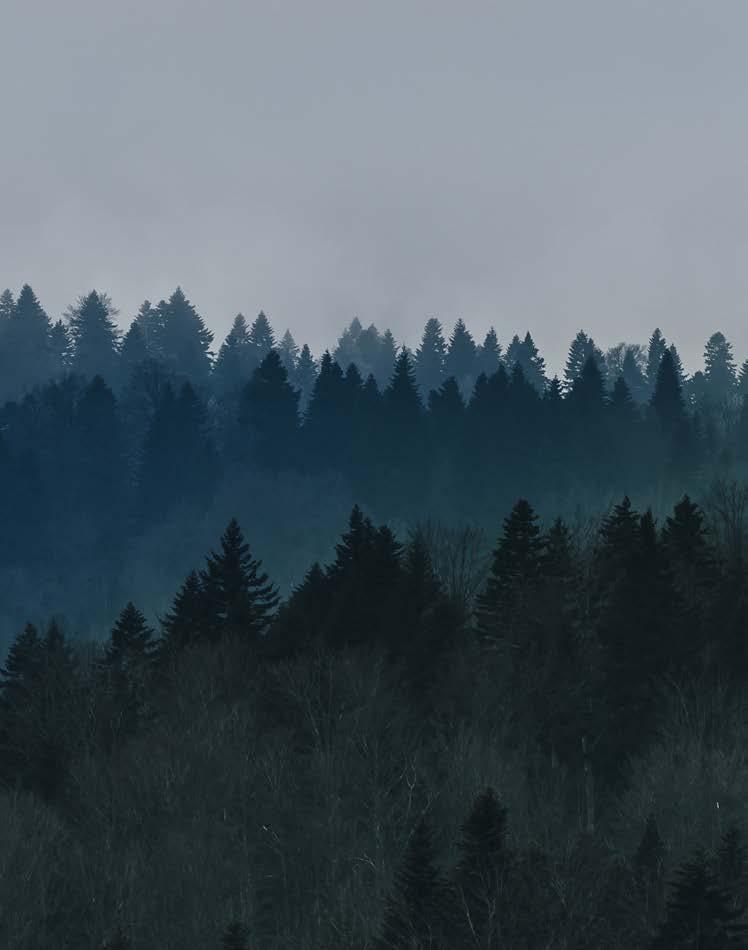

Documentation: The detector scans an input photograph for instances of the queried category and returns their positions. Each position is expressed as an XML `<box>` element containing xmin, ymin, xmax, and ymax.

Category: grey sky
<box><xmin>2</xmin><ymin>0</ymin><xmax>748</xmax><ymax>376</ymax></box>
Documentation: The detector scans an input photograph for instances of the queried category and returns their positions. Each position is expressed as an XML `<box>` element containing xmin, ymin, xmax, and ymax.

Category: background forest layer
<box><xmin>1</xmin><ymin>283</ymin><xmax>747</xmax><ymax>648</ymax></box>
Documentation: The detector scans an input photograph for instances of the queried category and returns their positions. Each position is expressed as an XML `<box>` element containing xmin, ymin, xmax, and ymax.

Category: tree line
<box><xmin>3</xmin><ymin>493</ymin><xmax>748</xmax><ymax>946</ymax></box>
<box><xmin>4</xmin><ymin>283</ymin><xmax>748</xmax><ymax>641</ymax></box>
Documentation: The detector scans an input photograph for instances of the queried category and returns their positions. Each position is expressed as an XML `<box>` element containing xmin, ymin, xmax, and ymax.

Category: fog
<box><xmin>2</xmin><ymin>0</ymin><xmax>748</xmax><ymax>373</ymax></box>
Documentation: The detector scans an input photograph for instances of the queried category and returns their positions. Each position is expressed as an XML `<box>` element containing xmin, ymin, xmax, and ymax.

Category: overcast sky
<box><xmin>2</xmin><ymin>0</ymin><xmax>748</xmax><ymax>375</ymax></box>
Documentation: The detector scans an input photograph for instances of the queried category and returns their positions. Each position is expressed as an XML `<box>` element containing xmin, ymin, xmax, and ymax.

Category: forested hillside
<box><xmin>1</xmin><ymin>284</ymin><xmax>748</xmax><ymax>643</ymax></box>
<box><xmin>3</xmin><ymin>284</ymin><xmax>748</xmax><ymax>947</ymax></box>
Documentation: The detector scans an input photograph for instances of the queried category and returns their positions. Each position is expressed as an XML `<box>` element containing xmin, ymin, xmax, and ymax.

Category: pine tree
<box><xmin>238</xmin><ymin>349</ymin><xmax>300</xmax><ymax>469</ymax></box>
<box><xmin>200</xmin><ymin>519</ymin><xmax>280</xmax><ymax>643</ymax></box>
<box><xmin>49</xmin><ymin>319</ymin><xmax>72</xmax><ymax>376</ymax></box>
<box><xmin>0</xmin><ymin>283</ymin><xmax>54</xmax><ymax>399</ymax></box>
<box><xmin>133</xmin><ymin>299</ymin><xmax>161</xmax><ymax>358</ymax></box>
<box><xmin>67</xmin><ymin>290</ymin><xmax>121</xmax><ymax>383</ymax></box>
<box><xmin>652</xmin><ymin>850</ymin><xmax>748</xmax><ymax>949</ymax></box>
<box><xmin>378</xmin><ymin>817</ymin><xmax>451</xmax><ymax>950</ymax></box>
<box><xmin>453</xmin><ymin>787</ymin><xmax>510</xmax><ymax>948</ymax></box>
<box><xmin>475</xmin><ymin>499</ymin><xmax>545</xmax><ymax>649</ymax></box>
<box><xmin>293</xmin><ymin>343</ymin><xmax>317</xmax><ymax>410</ymax></box>
<box><xmin>377</xmin><ymin>328</ymin><xmax>399</xmax><ymax>385</ymax></box>
<box><xmin>277</xmin><ymin>328</ymin><xmax>299</xmax><ymax>376</ymax></box>
<box><xmin>564</xmin><ymin>330</ymin><xmax>605</xmax><ymax>391</ymax></box>
<box><xmin>120</xmin><ymin>321</ymin><xmax>149</xmax><ymax>384</ymax></box>
<box><xmin>155</xmin><ymin>287</ymin><xmax>213</xmax><ymax>384</ymax></box>
<box><xmin>0</xmin><ymin>288</ymin><xmax>14</xmax><ymax>326</ymax></box>
<box><xmin>158</xmin><ymin>570</ymin><xmax>208</xmax><ymax>660</ymax></box>
<box><xmin>222</xmin><ymin>920</ymin><xmax>250</xmax><ymax>950</ymax></box>
<box><xmin>651</xmin><ymin>348</ymin><xmax>686</xmax><ymax>431</ymax></box>
<box><xmin>621</xmin><ymin>345</ymin><xmax>649</xmax><ymax>403</ymax></box>
<box><xmin>414</xmin><ymin>317</ymin><xmax>447</xmax><ymax>397</ymax></box>
<box><xmin>445</xmin><ymin>319</ymin><xmax>477</xmax><ymax>395</ymax></box>
<box><xmin>476</xmin><ymin>327</ymin><xmax>502</xmax><ymax>379</ymax></box>
<box><xmin>646</xmin><ymin>328</ymin><xmax>668</xmax><ymax>393</ymax></box>
<box><xmin>704</xmin><ymin>331</ymin><xmax>738</xmax><ymax>403</ymax></box>
<box><xmin>213</xmin><ymin>314</ymin><xmax>251</xmax><ymax>395</ymax></box>
<box><xmin>247</xmin><ymin>311</ymin><xmax>276</xmax><ymax>369</ymax></box>
<box><xmin>504</xmin><ymin>331</ymin><xmax>548</xmax><ymax>394</ymax></box>
<box><xmin>386</xmin><ymin>348</ymin><xmax>423</xmax><ymax>418</ymax></box>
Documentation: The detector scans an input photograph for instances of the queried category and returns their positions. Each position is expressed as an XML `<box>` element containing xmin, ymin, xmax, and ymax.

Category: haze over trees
<box><xmin>3</xmin><ymin>283</ymin><xmax>748</xmax><ymax>945</ymax></box>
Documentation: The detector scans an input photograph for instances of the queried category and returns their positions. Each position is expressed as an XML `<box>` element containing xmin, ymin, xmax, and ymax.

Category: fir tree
<box><xmin>378</xmin><ymin>817</ymin><xmax>451</xmax><ymax>950</ymax></box>
<box><xmin>247</xmin><ymin>311</ymin><xmax>276</xmax><ymax>370</ymax></box>
<box><xmin>476</xmin><ymin>327</ymin><xmax>502</xmax><ymax>379</ymax></box>
<box><xmin>445</xmin><ymin>319</ymin><xmax>477</xmax><ymax>395</ymax></box>
<box><xmin>475</xmin><ymin>499</ymin><xmax>544</xmax><ymax>649</ymax></box>
<box><xmin>200</xmin><ymin>519</ymin><xmax>280</xmax><ymax>643</ymax></box>
<box><xmin>0</xmin><ymin>288</ymin><xmax>14</xmax><ymax>326</ymax></box>
<box><xmin>238</xmin><ymin>349</ymin><xmax>299</xmax><ymax>469</ymax></box>
<box><xmin>155</xmin><ymin>287</ymin><xmax>213</xmax><ymax>384</ymax></box>
<box><xmin>119</xmin><ymin>321</ymin><xmax>149</xmax><ymax>384</ymax></box>
<box><xmin>564</xmin><ymin>330</ymin><xmax>604</xmax><ymax>391</ymax></box>
<box><xmin>704</xmin><ymin>331</ymin><xmax>738</xmax><ymax>403</ymax></box>
<box><xmin>414</xmin><ymin>317</ymin><xmax>447</xmax><ymax>397</ymax></box>
<box><xmin>293</xmin><ymin>343</ymin><xmax>317</xmax><ymax>409</ymax></box>
<box><xmin>49</xmin><ymin>319</ymin><xmax>72</xmax><ymax>376</ymax></box>
<box><xmin>0</xmin><ymin>283</ymin><xmax>53</xmax><ymax>399</ymax></box>
<box><xmin>158</xmin><ymin>570</ymin><xmax>208</xmax><ymax>660</ymax></box>
<box><xmin>646</xmin><ymin>328</ymin><xmax>668</xmax><ymax>392</ymax></box>
<box><xmin>453</xmin><ymin>787</ymin><xmax>510</xmax><ymax>948</ymax></box>
<box><xmin>652</xmin><ymin>850</ymin><xmax>748</xmax><ymax>949</ymax></box>
<box><xmin>67</xmin><ymin>290</ymin><xmax>121</xmax><ymax>383</ymax></box>
<box><xmin>133</xmin><ymin>299</ymin><xmax>161</xmax><ymax>358</ymax></box>
<box><xmin>277</xmin><ymin>328</ymin><xmax>299</xmax><ymax>376</ymax></box>
<box><xmin>213</xmin><ymin>314</ymin><xmax>251</xmax><ymax>395</ymax></box>
<box><xmin>651</xmin><ymin>348</ymin><xmax>686</xmax><ymax>431</ymax></box>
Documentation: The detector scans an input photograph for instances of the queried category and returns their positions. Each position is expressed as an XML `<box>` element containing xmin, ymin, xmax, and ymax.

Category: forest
<box><xmin>2</xmin><ymin>283</ymin><xmax>748</xmax><ymax>947</ymax></box>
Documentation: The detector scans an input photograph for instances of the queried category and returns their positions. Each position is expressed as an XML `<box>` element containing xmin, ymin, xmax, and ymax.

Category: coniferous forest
<box><xmin>4</xmin><ymin>284</ymin><xmax>748</xmax><ymax>947</ymax></box>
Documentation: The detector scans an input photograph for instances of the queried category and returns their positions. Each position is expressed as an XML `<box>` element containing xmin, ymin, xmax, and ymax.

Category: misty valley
<box><xmin>2</xmin><ymin>285</ymin><xmax>748</xmax><ymax>948</ymax></box>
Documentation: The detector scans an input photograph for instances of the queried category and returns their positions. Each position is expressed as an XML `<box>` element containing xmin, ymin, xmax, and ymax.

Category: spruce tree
<box><xmin>564</xmin><ymin>330</ymin><xmax>604</xmax><ymax>391</ymax></box>
<box><xmin>378</xmin><ymin>817</ymin><xmax>451</xmax><ymax>950</ymax></box>
<box><xmin>703</xmin><ymin>331</ymin><xmax>738</xmax><ymax>403</ymax></box>
<box><xmin>293</xmin><ymin>343</ymin><xmax>317</xmax><ymax>410</ymax></box>
<box><xmin>120</xmin><ymin>321</ymin><xmax>149</xmax><ymax>384</ymax></box>
<box><xmin>158</xmin><ymin>570</ymin><xmax>208</xmax><ymax>660</ymax></box>
<box><xmin>213</xmin><ymin>314</ymin><xmax>251</xmax><ymax>395</ymax></box>
<box><xmin>277</xmin><ymin>328</ymin><xmax>299</xmax><ymax>376</ymax></box>
<box><xmin>376</xmin><ymin>328</ymin><xmax>399</xmax><ymax>385</ymax></box>
<box><xmin>505</xmin><ymin>331</ymin><xmax>548</xmax><ymax>393</ymax></box>
<box><xmin>475</xmin><ymin>499</ymin><xmax>544</xmax><ymax>649</ymax></box>
<box><xmin>445</xmin><ymin>319</ymin><xmax>477</xmax><ymax>395</ymax></box>
<box><xmin>651</xmin><ymin>348</ymin><xmax>686</xmax><ymax>431</ymax></box>
<box><xmin>621</xmin><ymin>345</ymin><xmax>649</xmax><ymax>403</ymax></box>
<box><xmin>652</xmin><ymin>850</ymin><xmax>748</xmax><ymax>949</ymax></box>
<box><xmin>453</xmin><ymin>787</ymin><xmax>510</xmax><ymax>948</ymax></box>
<box><xmin>414</xmin><ymin>317</ymin><xmax>447</xmax><ymax>396</ymax></box>
<box><xmin>0</xmin><ymin>283</ymin><xmax>53</xmax><ymax>399</ymax></box>
<box><xmin>132</xmin><ymin>299</ymin><xmax>162</xmax><ymax>359</ymax></box>
<box><xmin>646</xmin><ymin>328</ymin><xmax>668</xmax><ymax>393</ymax></box>
<box><xmin>247</xmin><ymin>311</ymin><xmax>276</xmax><ymax>370</ymax></box>
<box><xmin>476</xmin><ymin>327</ymin><xmax>502</xmax><ymax>379</ymax></box>
<box><xmin>238</xmin><ymin>349</ymin><xmax>300</xmax><ymax>469</ymax></box>
<box><xmin>386</xmin><ymin>348</ymin><xmax>423</xmax><ymax>418</ymax></box>
<box><xmin>0</xmin><ymin>288</ymin><xmax>14</xmax><ymax>326</ymax></box>
<box><xmin>200</xmin><ymin>519</ymin><xmax>280</xmax><ymax>643</ymax></box>
<box><xmin>67</xmin><ymin>290</ymin><xmax>121</xmax><ymax>383</ymax></box>
<box><xmin>49</xmin><ymin>319</ymin><xmax>72</xmax><ymax>376</ymax></box>
<box><xmin>155</xmin><ymin>287</ymin><xmax>213</xmax><ymax>384</ymax></box>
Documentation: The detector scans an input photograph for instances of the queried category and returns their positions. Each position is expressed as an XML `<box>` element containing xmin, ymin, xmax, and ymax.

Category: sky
<box><xmin>2</xmin><ymin>0</ymin><xmax>748</xmax><ymax>376</ymax></box>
